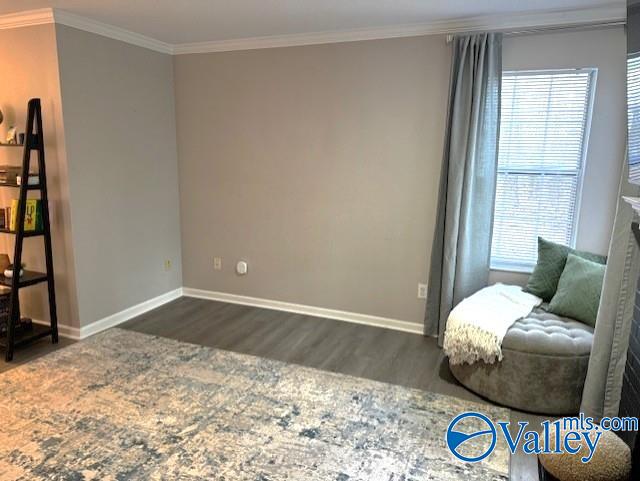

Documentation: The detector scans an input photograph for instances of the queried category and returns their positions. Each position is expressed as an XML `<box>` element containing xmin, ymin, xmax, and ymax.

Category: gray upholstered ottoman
<box><xmin>449</xmin><ymin>309</ymin><xmax>593</xmax><ymax>415</ymax></box>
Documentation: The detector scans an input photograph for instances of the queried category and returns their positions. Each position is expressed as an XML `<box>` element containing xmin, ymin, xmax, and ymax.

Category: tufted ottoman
<box><xmin>449</xmin><ymin>309</ymin><xmax>593</xmax><ymax>415</ymax></box>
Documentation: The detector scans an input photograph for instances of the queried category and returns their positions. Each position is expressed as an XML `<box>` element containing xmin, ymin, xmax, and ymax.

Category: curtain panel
<box><xmin>425</xmin><ymin>33</ymin><xmax>502</xmax><ymax>342</ymax></box>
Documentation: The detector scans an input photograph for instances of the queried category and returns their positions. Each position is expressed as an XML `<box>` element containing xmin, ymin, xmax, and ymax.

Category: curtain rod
<box><xmin>445</xmin><ymin>20</ymin><xmax>625</xmax><ymax>43</ymax></box>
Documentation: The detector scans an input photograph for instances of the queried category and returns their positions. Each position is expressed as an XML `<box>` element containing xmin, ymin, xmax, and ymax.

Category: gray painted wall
<box><xmin>0</xmin><ymin>25</ymin><xmax>621</xmax><ymax>330</ymax></box>
<box><xmin>174</xmin><ymin>36</ymin><xmax>451</xmax><ymax>324</ymax></box>
<box><xmin>175</xmin><ymin>28</ymin><xmax>625</xmax><ymax>325</ymax></box>
<box><xmin>55</xmin><ymin>25</ymin><xmax>182</xmax><ymax>327</ymax></box>
<box><xmin>0</xmin><ymin>24</ymin><xmax>80</xmax><ymax>329</ymax></box>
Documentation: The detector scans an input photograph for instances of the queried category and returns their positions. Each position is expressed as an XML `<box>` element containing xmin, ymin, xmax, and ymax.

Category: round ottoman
<box><xmin>538</xmin><ymin>422</ymin><xmax>631</xmax><ymax>481</ymax></box>
<box><xmin>449</xmin><ymin>309</ymin><xmax>593</xmax><ymax>415</ymax></box>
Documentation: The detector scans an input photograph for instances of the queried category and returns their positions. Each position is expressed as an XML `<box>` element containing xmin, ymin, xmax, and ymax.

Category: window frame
<box><xmin>490</xmin><ymin>67</ymin><xmax>598</xmax><ymax>273</ymax></box>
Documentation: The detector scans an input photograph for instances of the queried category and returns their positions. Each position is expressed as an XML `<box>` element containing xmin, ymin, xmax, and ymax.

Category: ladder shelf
<box><xmin>0</xmin><ymin>98</ymin><xmax>58</xmax><ymax>361</ymax></box>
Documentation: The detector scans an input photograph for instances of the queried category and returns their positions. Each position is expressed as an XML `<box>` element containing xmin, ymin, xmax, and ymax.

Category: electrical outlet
<box><xmin>213</xmin><ymin>257</ymin><xmax>222</xmax><ymax>270</ymax></box>
<box><xmin>417</xmin><ymin>283</ymin><xmax>428</xmax><ymax>299</ymax></box>
<box><xmin>164</xmin><ymin>259</ymin><xmax>172</xmax><ymax>271</ymax></box>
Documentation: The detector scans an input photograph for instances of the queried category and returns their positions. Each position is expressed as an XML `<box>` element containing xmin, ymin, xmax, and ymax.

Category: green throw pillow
<box><xmin>524</xmin><ymin>237</ymin><xmax>606</xmax><ymax>301</ymax></box>
<box><xmin>548</xmin><ymin>254</ymin><xmax>605</xmax><ymax>326</ymax></box>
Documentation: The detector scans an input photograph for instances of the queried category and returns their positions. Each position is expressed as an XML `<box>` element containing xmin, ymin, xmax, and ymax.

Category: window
<box><xmin>490</xmin><ymin>69</ymin><xmax>596</xmax><ymax>271</ymax></box>
<box><xmin>628</xmin><ymin>55</ymin><xmax>640</xmax><ymax>183</ymax></box>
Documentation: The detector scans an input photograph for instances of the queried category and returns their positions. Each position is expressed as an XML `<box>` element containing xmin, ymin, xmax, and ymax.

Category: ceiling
<box><xmin>0</xmin><ymin>0</ymin><xmax>626</xmax><ymax>46</ymax></box>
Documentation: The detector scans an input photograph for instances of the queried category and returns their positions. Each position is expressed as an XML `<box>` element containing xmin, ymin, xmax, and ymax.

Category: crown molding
<box><xmin>172</xmin><ymin>4</ymin><xmax>626</xmax><ymax>54</ymax></box>
<box><xmin>0</xmin><ymin>8</ymin><xmax>53</xmax><ymax>30</ymax></box>
<box><xmin>0</xmin><ymin>8</ymin><xmax>171</xmax><ymax>53</ymax></box>
<box><xmin>52</xmin><ymin>9</ymin><xmax>172</xmax><ymax>54</ymax></box>
<box><xmin>0</xmin><ymin>4</ymin><xmax>626</xmax><ymax>56</ymax></box>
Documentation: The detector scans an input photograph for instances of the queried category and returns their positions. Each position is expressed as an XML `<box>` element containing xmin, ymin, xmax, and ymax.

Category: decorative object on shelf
<box><xmin>0</xmin><ymin>209</ymin><xmax>5</xmax><ymax>229</ymax></box>
<box><xmin>18</xmin><ymin>133</ymin><xmax>24</xmax><ymax>145</ymax></box>
<box><xmin>4</xmin><ymin>263</ymin><xmax>25</xmax><ymax>278</ymax></box>
<box><xmin>0</xmin><ymin>98</ymin><xmax>58</xmax><ymax>362</ymax></box>
<box><xmin>5</xmin><ymin>126</ymin><xmax>16</xmax><ymax>144</ymax></box>
<box><xmin>0</xmin><ymin>254</ymin><xmax>10</xmax><ymax>273</ymax></box>
<box><xmin>17</xmin><ymin>173</ymin><xmax>39</xmax><ymax>186</ymax></box>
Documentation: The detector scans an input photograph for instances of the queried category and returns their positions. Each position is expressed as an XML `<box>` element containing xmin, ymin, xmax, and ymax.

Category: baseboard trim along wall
<box><xmin>33</xmin><ymin>286</ymin><xmax>424</xmax><ymax>340</ymax></box>
<box><xmin>32</xmin><ymin>320</ymin><xmax>81</xmax><ymax>340</ymax></box>
<box><xmin>182</xmin><ymin>287</ymin><xmax>424</xmax><ymax>335</ymax></box>
<box><xmin>34</xmin><ymin>287</ymin><xmax>184</xmax><ymax>340</ymax></box>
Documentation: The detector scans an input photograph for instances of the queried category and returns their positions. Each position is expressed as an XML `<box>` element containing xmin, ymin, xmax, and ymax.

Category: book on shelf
<box><xmin>8</xmin><ymin>199</ymin><xmax>42</xmax><ymax>232</ymax></box>
<box><xmin>0</xmin><ymin>166</ymin><xmax>38</xmax><ymax>185</ymax></box>
<box><xmin>0</xmin><ymin>166</ymin><xmax>20</xmax><ymax>185</ymax></box>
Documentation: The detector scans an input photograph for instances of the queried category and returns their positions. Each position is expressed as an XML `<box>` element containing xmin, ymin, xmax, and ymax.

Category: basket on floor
<box><xmin>0</xmin><ymin>291</ymin><xmax>12</xmax><ymax>337</ymax></box>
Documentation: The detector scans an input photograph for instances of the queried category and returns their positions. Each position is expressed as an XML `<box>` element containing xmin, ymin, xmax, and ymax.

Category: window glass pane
<box><xmin>491</xmin><ymin>69</ymin><xmax>593</xmax><ymax>270</ymax></box>
<box><xmin>498</xmin><ymin>72</ymin><xmax>590</xmax><ymax>172</ymax></box>
<box><xmin>628</xmin><ymin>55</ymin><xmax>640</xmax><ymax>183</ymax></box>
<box><xmin>491</xmin><ymin>172</ymin><xmax>578</xmax><ymax>267</ymax></box>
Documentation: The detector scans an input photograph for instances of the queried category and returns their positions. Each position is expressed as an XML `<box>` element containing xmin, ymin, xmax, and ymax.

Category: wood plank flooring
<box><xmin>123</xmin><ymin>297</ymin><xmax>447</xmax><ymax>392</ymax></box>
<box><xmin>0</xmin><ymin>334</ymin><xmax>73</xmax><ymax>374</ymax></box>
<box><xmin>1</xmin><ymin>296</ymin><xmax>543</xmax><ymax>480</ymax></box>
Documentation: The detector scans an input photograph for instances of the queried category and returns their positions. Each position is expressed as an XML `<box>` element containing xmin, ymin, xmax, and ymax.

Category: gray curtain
<box><xmin>581</xmin><ymin>158</ymin><xmax>640</xmax><ymax>419</ymax></box>
<box><xmin>424</xmin><ymin>33</ymin><xmax>502</xmax><ymax>342</ymax></box>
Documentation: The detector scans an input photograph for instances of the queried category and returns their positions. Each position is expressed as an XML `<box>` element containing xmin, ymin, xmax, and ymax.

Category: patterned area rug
<box><xmin>0</xmin><ymin>329</ymin><xmax>509</xmax><ymax>480</ymax></box>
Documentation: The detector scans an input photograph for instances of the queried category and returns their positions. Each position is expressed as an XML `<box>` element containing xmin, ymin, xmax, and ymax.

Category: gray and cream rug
<box><xmin>0</xmin><ymin>328</ymin><xmax>509</xmax><ymax>480</ymax></box>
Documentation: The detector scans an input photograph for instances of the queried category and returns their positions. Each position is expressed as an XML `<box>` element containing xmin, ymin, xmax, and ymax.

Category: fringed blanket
<box><xmin>444</xmin><ymin>284</ymin><xmax>542</xmax><ymax>365</ymax></box>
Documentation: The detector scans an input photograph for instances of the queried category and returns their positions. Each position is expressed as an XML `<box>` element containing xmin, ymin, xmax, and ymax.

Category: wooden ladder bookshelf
<box><xmin>0</xmin><ymin>98</ymin><xmax>58</xmax><ymax>361</ymax></box>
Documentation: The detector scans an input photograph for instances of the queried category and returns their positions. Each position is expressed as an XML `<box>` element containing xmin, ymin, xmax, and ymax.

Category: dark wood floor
<box><xmin>123</xmin><ymin>297</ymin><xmax>459</xmax><ymax>394</ymax></box>
<box><xmin>1</xmin><ymin>296</ymin><xmax>542</xmax><ymax>480</ymax></box>
<box><xmin>0</xmin><ymin>334</ymin><xmax>73</xmax><ymax>374</ymax></box>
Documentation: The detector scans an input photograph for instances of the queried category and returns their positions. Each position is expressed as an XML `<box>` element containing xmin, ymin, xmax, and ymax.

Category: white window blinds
<box><xmin>628</xmin><ymin>55</ymin><xmax>640</xmax><ymax>184</ymax></box>
<box><xmin>490</xmin><ymin>69</ymin><xmax>595</xmax><ymax>271</ymax></box>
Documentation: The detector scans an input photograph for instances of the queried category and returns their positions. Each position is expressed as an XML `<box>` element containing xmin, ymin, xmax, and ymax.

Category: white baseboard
<box><xmin>33</xmin><ymin>286</ymin><xmax>423</xmax><ymax>341</ymax></box>
<box><xmin>32</xmin><ymin>319</ymin><xmax>81</xmax><ymax>340</ymax></box>
<box><xmin>182</xmin><ymin>287</ymin><xmax>424</xmax><ymax>335</ymax></box>
<box><xmin>79</xmin><ymin>287</ymin><xmax>183</xmax><ymax>339</ymax></box>
<box><xmin>34</xmin><ymin>287</ymin><xmax>183</xmax><ymax>340</ymax></box>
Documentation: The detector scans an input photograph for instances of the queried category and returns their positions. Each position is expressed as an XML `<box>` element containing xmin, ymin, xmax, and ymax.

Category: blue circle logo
<box><xmin>446</xmin><ymin>412</ymin><xmax>497</xmax><ymax>462</ymax></box>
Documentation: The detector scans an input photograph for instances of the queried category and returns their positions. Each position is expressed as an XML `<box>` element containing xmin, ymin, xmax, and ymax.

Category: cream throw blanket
<box><xmin>443</xmin><ymin>284</ymin><xmax>542</xmax><ymax>365</ymax></box>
